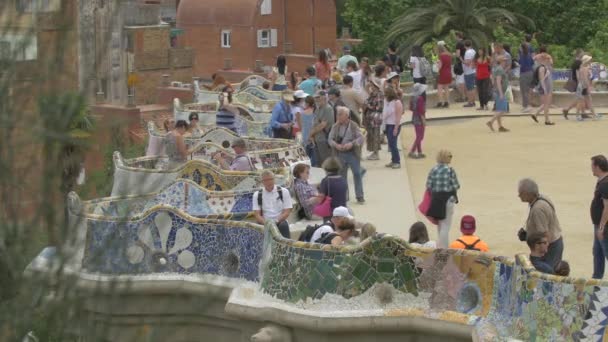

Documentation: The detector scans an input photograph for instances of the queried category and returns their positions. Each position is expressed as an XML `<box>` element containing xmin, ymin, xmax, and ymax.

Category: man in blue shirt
<box><xmin>270</xmin><ymin>91</ymin><xmax>295</xmax><ymax>139</ymax></box>
<box><xmin>298</xmin><ymin>67</ymin><xmax>322</xmax><ymax>96</ymax></box>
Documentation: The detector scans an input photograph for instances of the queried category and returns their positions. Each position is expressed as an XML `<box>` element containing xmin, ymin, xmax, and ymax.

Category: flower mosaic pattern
<box><xmin>126</xmin><ymin>212</ymin><xmax>196</xmax><ymax>270</ymax></box>
<box><xmin>83</xmin><ymin>212</ymin><xmax>265</xmax><ymax>278</ymax></box>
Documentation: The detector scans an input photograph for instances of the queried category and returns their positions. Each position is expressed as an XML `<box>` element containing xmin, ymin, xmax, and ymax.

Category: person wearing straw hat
<box><xmin>270</xmin><ymin>90</ymin><xmax>296</xmax><ymax>139</ymax></box>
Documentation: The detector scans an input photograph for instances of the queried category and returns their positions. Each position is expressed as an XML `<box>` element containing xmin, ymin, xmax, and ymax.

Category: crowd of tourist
<box><xmin>187</xmin><ymin>35</ymin><xmax>608</xmax><ymax>279</ymax></box>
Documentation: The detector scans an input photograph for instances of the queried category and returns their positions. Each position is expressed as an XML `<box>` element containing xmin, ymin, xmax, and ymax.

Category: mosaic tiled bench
<box><xmin>236</xmin><ymin>75</ymin><xmax>272</xmax><ymax>90</ymax></box>
<box><xmin>173</xmin><ymin>99</ymin><xmax>271</xmax><ymax>138</ymax></box>
<box><xmin>146</xmin><ymin>122</ymin><xmax>292</xmax><ymax>157</ymax></box>
<box><xmin>252</xmin><ymin>221</ymin><xmax>608</xmax><ymax>341</ymax></box>
<box><xmin>75</xmin><ymin>179</ymin><xmax>264</xmax><ymax>222</ymax></box>
<box><xmin>72</xmin><ymin>197</ymin><xmax>265</xmax><ymax>278</ymax></box>
<box><xmin>112</xmin><ymin>151</ymin><xmax>291</xmax><ymax>196</ymax></box>
<box><xmin>190</xmin><ymin>142</ymin><xmax>307</xmax><ymax>169</ymax></box>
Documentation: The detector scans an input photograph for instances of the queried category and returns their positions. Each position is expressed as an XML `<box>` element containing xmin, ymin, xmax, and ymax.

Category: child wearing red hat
<box><xmin>449</xmin><ymin>215</ymin><xmax>490</xmax><ymax>252</ymax></box>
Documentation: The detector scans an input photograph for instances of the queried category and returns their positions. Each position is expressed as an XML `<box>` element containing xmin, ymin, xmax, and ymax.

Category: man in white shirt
<box><xmin>346</xmin><ymin>61</ymin><xmax>362</xmax><ymax>94</ymax></box>
<box><xmin>253</xmin><ymin>170</ymin><xmax>293</xmax><ymax>238</ymax></box>
<box><xmin>310</xmin><ymin>206</ymin><xmax>354</xmax><ymax>243</ymax></box>
<box><xmin>338</xmin><ymin>45</ymin><xmax>359</xmax><ymax>74</ymax></box>
<box><xmin>463</xmin><ymin>40</ymin><xmax>477</xmax><ymax>107</ymax></box>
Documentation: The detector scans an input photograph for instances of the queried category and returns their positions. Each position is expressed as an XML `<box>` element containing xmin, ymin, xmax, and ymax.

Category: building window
<box><xmin>260</xmin><ymin>0</ymin><xmax>271</xmax><ymax>15</ymax></box>
<box><xmin>0</xmin><ymin>42</ymin><xmax>10</xmax><ymax>60</ymax></box>
<box><xmin>257</xmin><ymin>29</ymin><xmax>277</xmax><ymax>48</ymax></box>
<box><xmin>0</xmin><ymin>35</ymin><xmax>37</xmax><ymax>61</ymax></box>
<box><xmin>221</xmin><ymin>30</ymin><xmax>231</xmax><ymax>48</ymax></box>
<box><xmin>16</xmin><ymin>0</ymin><xmax>57</xmax><ymax>13</ymax></box>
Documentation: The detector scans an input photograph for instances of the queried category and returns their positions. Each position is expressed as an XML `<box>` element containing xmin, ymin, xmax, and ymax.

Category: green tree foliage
<box><xmin>386</xmin><ymin>0</ymin><xmax>534</xmax><ymax>56</ymax></box>
<box><xmin>343</xmin><ymin>0</ymin><xmax>419</xmax><ymax>59</ymax></box>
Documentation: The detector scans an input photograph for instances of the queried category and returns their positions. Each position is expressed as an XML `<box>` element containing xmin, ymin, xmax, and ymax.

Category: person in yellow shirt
<box><xmin>449</xmin><ymin>215</ymin><xmax>489</xmax><ymax>252</ymax></box>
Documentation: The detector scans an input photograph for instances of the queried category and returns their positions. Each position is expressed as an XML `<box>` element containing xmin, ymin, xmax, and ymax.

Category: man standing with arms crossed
<box><xmin>591</xmin><ymin>155</ymin><xmax>608</xmax><ymax>279</ymax></box>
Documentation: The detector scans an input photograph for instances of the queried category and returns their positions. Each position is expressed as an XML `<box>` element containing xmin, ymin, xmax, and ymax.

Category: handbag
<box><xmin>313</xmin><ymin>178</ymin><xmax>333</xmax><ymax>217</ymax></box>
<box><xmin>418</xmin><ymin>190</ymin><xmax>438</xmax><ymax>225</ymax></box>
<box><xmin>518</xmin><ymin>228</ymin><xmax>527</xmax><ymax>242</ymax></box>
<box><xmin>564</xmin><ymin>79</ymin><xmax>577</xmax><ymax>93</ymax></box>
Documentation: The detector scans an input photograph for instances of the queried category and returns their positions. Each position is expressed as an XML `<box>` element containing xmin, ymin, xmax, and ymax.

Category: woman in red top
<box><xmin>475</xmin><ymin>48</ymin><xmax>492</xmax><ymax>110</ymax></box>
<box><xmin>436</xmin><ymin>45</ymin><xmax>452</xmax><ymax>108</ymax></box>
<box><xmin>315</xmin><ymin>50</ymin><xmax>331</xmax><ymax>87</ymax></box>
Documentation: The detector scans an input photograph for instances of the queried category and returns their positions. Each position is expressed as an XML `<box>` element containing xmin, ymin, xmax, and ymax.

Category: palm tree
<box><xmin>387</xmin><ymin>0</ymin><xmax>534</xmax><ymax>54</ymax></box>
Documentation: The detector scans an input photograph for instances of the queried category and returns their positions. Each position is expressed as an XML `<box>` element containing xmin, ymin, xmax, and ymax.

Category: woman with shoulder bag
<box><xmin>425</xmin><ymin>150</ymin><xmax>461</xmax><ymax>248</ymax></box>
<box><xmin>316</xmin><ymin>157</ymin><xmax>348</xmax><ymax>221</ymax></box>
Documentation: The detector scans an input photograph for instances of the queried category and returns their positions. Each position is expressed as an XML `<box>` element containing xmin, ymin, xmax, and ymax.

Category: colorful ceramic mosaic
<box><xmin>239</xmin><ymin>86</ymin><xmax>282</xmax><ymax>101</ymax></box>
<box><xmin>113</xmin><ymin>152</ymin><xmax>292</xmax><ymax>196</ymax></box>
<box><xmin>259</xmin><ymin>222</ymin><xmax>496</xmax><ymax>318</ymax></box>
<box><xmin>185</xmin><ymin>142</ymin><xmax>308</xmax><ymax>171</ymax></box>
<box><xmin>232</xmin><ymin>92</ymin><xmax>278</xmax><ymax>113</ymax></box>
<box><xmin>237</xmin><ymin>75</ymin><xmax>271</xmax><ymax>90</ymax></box>
<box><xmin>76</xmin><ymin>179</ymin><xmax>263</xmax><ymax>220</ymax></box>
<box><xmin>82</xmin><ymin>211</ymin><xmax>264</xmax><ymax>278</ymax></box>
<box><xmin>477</xmin><ymin>255</ymin><xmax>608</xmax><ymax>341</ymax></box>
<box><xmin>173</xmin><ymin>99</ymin><xmax>271</xmax><ymax>138</ymax></box>
<box><xmin>147</xmin><ymin>122</ymin><xmax>293</xmax><ymax>151</ymax></box>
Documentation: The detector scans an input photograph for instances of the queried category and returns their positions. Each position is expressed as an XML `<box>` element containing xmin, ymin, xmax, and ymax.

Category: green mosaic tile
<box><xmin>377</xmin><ymin>260</ymin><xmax>395</xmax><ymax>274</ymax></box>
<box><xmin>398</xmin><ymin>263</ymin><xmax>416</xmax><ymax>282</ymax></box>
<box><xmin>352</xmin><ymin>261</ymin><xmax>372</xmax><ymax>281</ymax></box>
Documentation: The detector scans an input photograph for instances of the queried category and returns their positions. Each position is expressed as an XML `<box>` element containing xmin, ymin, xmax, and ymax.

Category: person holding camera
<box><xmin>328</xmin><ymin>106</ymin><xmax>365</xmax><ymax>204</ymax></box>
<box><xmin>517</xmin><ymin>178</ymin><xmax>563</xmax><ymax>268</ymax></box>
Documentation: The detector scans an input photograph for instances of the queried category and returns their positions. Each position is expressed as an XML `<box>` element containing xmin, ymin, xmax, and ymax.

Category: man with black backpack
<box><xmin>298</xmin><ymin>206</ymin><xmax>354</xmax><ymax>244</ymax></box>
<box><xmin>253</xmin><ymin>170</ymin><xmax>293</xmax><ymax>238</ymax></box>
<box><xmin>449</xmin><ymin>215</ymin><xmax>490</xmax><ymax>252</ymax></box>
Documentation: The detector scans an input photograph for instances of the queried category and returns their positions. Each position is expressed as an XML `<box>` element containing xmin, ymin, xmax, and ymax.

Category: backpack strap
<box><xmin>457</xmin><ymin>238</ymin><xmax>481</xmax><ymax>250</ymax></box>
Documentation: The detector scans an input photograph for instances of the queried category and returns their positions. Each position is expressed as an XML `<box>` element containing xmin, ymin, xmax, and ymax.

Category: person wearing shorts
<box><xmin>462</xmin><ymin>40</ymin><xmax>477</xmax><ymax>107</ymax></box>
<box><xmin>487</xmin><ymin>56</ymin><xmax>510</xmax><ymax>132</ymax></box>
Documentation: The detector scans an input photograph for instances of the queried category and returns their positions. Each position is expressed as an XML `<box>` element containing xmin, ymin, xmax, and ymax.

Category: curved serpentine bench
<box><xmin>112</xmin><ymin>151</ymin><xmax>291</xmax><ymax>196</ymax></box>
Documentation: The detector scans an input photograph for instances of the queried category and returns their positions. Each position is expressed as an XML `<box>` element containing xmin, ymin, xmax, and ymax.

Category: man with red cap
<box><xmin>449</xmin><ymin>215</ymin><xmax>490</xmax><ymax>252</ymax></box>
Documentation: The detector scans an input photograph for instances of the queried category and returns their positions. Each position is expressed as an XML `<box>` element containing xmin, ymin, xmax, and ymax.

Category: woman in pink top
<box><xmin>409</xmin><ymin>83</ymin><xmax>427</xmax><ymax>159</ymax></box>
<box><xmin>315</xmin><ymin>50</ymin><xmax>331</xmax><ymax>87</ymax></box>
<box><xmin>382</xmin><ymin>86</ymin><xmax>404</xmax><ymax>169</ymax></box>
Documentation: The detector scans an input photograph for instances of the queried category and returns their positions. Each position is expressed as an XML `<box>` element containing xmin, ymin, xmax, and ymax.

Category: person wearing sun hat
<box><xmin>449</xmin><ymin>215</ymin><xmax>490</xmax><ymax>252</ymax></box>
<box><xmin>270</xmin><ymin>90</ymin><xmax>296</xmax><ymax>139</ymax></box>
<box><xmin>578</xmin><ymin>54</ymin><xmax>600</xmax><ymax>120</ymax></box>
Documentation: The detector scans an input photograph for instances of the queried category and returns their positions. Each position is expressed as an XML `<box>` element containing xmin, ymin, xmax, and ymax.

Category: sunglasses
<box><xmin>190</xmin><ymin>117</ymin><xmax>199</xmax><ymax>121</ymax></box>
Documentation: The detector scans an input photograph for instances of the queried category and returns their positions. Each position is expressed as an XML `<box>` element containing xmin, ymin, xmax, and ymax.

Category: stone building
<box><xmin>79</xmin><ymin>0</ymin><xmax>194</xmax><ymax>106</ymax></box>
<box><xmin>176</xmin><ymin>0</ymin><xmax>338</xmax><ymax>81</ymax></box>
<box><xmin>0</xmin><ymin>0</ymin><xmax>79</xmax><ymax>113</ymax></box>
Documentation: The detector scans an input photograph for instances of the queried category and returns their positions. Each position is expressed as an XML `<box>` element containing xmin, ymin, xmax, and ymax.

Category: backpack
<box><xmin>257</xmin><ymin>187</ymin><xmax>284</xmax><ymax>215</ymax></box>
<box><xmin>418</xmin><ymin>57</ymin><xmax>433</xmax><ymax>78</ymax></box>
<box><xmin>531</xmin><ymin>65</ymin><xmax>544</xmax><ymax>87</ymax></box>
<box><xmin>456</xmin><ymin>238</ymin><xmax>481</xmax><ymax>251</ymax></box>
<box><xmin>453</xmin><ymin>61</ymin><xmax>464</xmax><ymax>75</ymax></box>
<box><xmin>298</xmin><ymin>222</ymin><xmax>334</xmax><ymax>242</ymax></box>
<box><xmin>316</xmin><ymin>232</ymin><xmax>338</xmax><ymax>245</ymax></box>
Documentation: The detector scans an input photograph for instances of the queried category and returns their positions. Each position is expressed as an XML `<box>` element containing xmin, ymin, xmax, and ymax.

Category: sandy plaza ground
<box><xmin>400</xmin><ymin>113</ymin><xmax>607</xmax><ymax>278</ymax></box>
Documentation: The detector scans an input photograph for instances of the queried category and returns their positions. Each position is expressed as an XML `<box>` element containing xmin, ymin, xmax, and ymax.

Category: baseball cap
<box><xmin>343</xmin><ymin>45</ymin><xmax>351</xmax><ymax>52</ymax></box>
<box><xmin>293</xmin><ymin>90</ymin><xmax>309</xmax><ymax>99</ymax></box>
<box><xmin>314</xmin><ymin>90</ymin><xmax>327</xmax><ymax>97</ymax></box>
<box><xmin>332</xmin><ymin>206</ymin><xmax>353</xmax><ymax>219</ymax></box>
<box><xmin>231</xmin><ymin>138</ymin><xmax>247</xmax><ymax>148</ymax></box>
<box><xmin>327</xmin><ymin>87</ymin><xmax>341</xmax><ymax>96</ymax></box>
<box><xmin>460</xmin><ymin>215</ymin><xmax>476</xmax><ymax>235</ymax></box>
